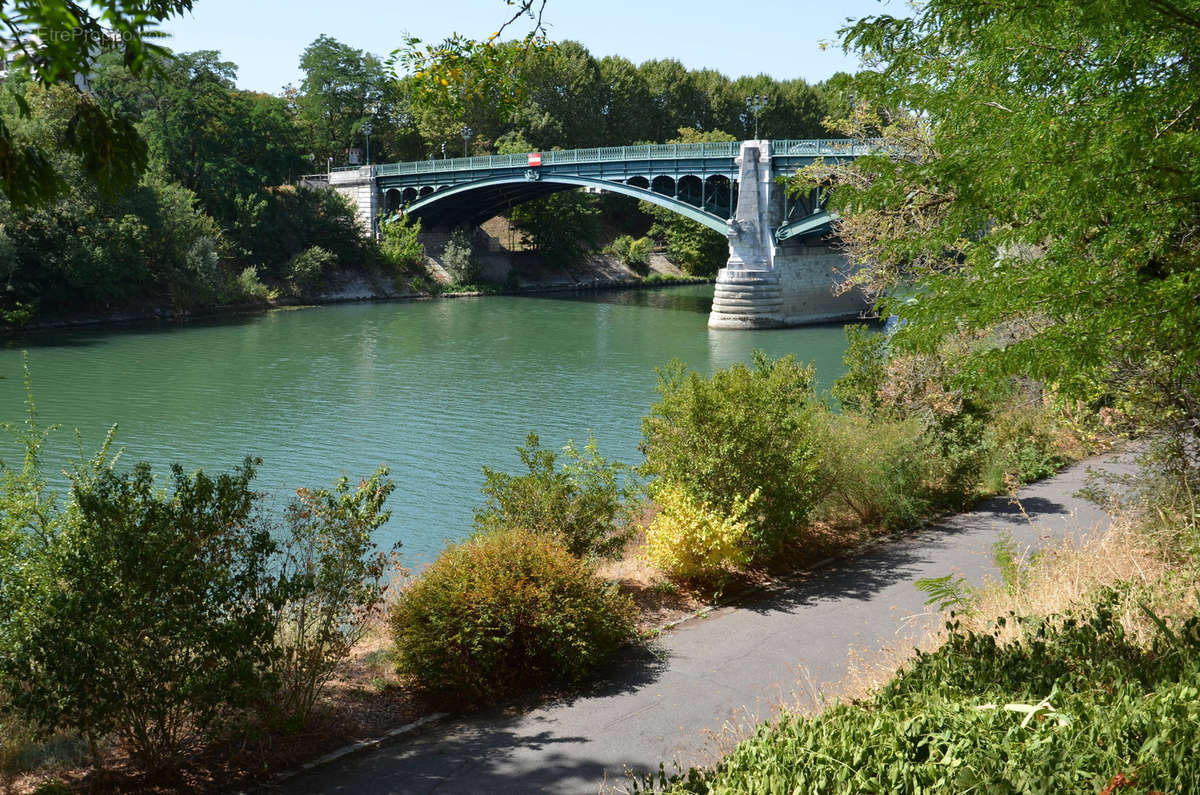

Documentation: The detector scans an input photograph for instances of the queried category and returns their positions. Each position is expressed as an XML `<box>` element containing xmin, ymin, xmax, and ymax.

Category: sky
<box><xmin>159</xmin><ymin>0</ymin><xmax>900</xmax><ymax>95</ymax></box>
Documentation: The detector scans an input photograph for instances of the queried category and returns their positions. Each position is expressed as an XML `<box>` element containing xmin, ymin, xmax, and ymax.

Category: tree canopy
<box><xmin>805</xmin><ymin>0</ymin><xmax>1200</xmax><ymax>437</ymax></box>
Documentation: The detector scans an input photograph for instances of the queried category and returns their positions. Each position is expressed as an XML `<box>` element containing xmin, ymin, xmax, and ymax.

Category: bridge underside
<box><xmin>403</xmin><ymin>181</ymin><xmax>568</xmax><ymax>230</ymax></box>
<box><xmin>390</xmin><ymin>175</ymin><xmax>734</xmax><ymax>235</ymax></box>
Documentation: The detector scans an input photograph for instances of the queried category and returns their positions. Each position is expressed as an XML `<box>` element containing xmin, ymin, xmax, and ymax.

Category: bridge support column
<box><xmin>710</xmin><ymin>141</ymin><xmax>785</xmax><ymax>329</ymax></box>
<box><xmin>708</xmin><ymin>141</ymin><xmax>869</xmax><ymax>329</ymax></box>
<box><xmin>329</xmin><ymin>166</ymin><xmax>379</xmax><ymax>239</ymax></box>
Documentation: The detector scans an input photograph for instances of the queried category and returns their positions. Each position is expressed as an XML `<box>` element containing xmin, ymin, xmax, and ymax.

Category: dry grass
<box><xmin>813</xmin><ymin>508</ymin><xmax>1192</xmax><ymax>723</ymax></box>
<box><xmin>961</xmin><ymin>517</ymin><xmax>1179</xmax><ymax>647</ymax></box>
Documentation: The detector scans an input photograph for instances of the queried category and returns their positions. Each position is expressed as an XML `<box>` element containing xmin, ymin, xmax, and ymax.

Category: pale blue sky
<box><xmin>159</xmin><ymin>0</ymin><xmax>901</xmax><ymax>94</ymax></box>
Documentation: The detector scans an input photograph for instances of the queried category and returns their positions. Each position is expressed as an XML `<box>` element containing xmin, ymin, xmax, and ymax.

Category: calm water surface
<box><xmin>1</xmin><ymin>286</ymin><xmax>856</xmax><ymax>566</ymax></box>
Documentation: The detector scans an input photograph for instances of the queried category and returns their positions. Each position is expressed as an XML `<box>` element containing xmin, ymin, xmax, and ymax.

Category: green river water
<box><xmin>0</xmin><ymin>285</ymin><xmax>856</xmax><ymax>566</ymax></box>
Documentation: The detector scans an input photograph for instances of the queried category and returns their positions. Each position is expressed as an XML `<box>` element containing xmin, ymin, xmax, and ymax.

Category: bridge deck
<box><xmin>370</xmin><ymin>138</ymin><xmax>880</xmax><ymax>180</ymax></box>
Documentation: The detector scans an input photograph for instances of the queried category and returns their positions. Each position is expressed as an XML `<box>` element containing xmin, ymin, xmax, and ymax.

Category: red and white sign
<box><xmin>528</xmin><ymin>152</ymin><xmax>542</xmax><ymax>167</ymax></box>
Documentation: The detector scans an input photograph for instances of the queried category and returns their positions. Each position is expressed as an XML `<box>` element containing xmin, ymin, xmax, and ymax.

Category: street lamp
<box><xmin>746</xmin><ymin>94</ymin><xmax>768</xmax><ymax>140</ymax></box>
<box><xmin>362</xmin><ymin>121</ymin><xmax>373</xmax><ymax>165</ymax></box>
<box><xmin>461</xmin><ymin>125</ymin><xmax>473</xmax><ymax>157</ymax></box>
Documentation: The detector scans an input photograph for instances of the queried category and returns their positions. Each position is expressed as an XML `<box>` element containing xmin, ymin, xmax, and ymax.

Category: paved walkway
<box><xmin>287</xmin><ymin>453</ymin><xmax>1133</xmax><ymax>794</ymax></box>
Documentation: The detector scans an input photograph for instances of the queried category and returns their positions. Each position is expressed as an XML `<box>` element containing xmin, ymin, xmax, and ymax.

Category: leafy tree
<box><xmin>642</xmin><ymin>204</ymin><xmax>726</xmax><ymax>278</ymax></box>
<box><xmin>0</xmin><ymin>82</ymin><xmax>235</xmax><ymax>320</ymax></box>
<box><xmin>0</xmin><ymin>0</ymin><xmax>194</xmax><ymax>206</ymax></box>
<box><xmin>391</xmin><ymin>1</ymin><xmax>550</xmax><ymax>144</ymax></box>
<box><xmin>514</xmin><ymin>40</ymin><xmax>605</xmax><ymax>149</ymax></box>
<box><xmin>809</xmin><ymin>0</ymin><xmax>1200</xmax><ymax>488</ymax></box>
<box><xmin>597</xmin><ymin>55</ymin><xmax>656</xmax><ymax>145</ymax></box>
<box><xmin>296</xmin><ymin>35</ymin><xmax>394</xmax><ymax>166</ymax></box>
<box><xmin>508</xmin><ymin>189</ymin><xmax>601</xmax><ymax>266</ymax></box>
<box><xmin>638</xmin><ymin>59</ymin><xmax>708</xmax><ymax>143</ymax></box>
<box><xmin>442</xmin><ymin>227</ymin><xmax>480</xmax><ymax>284</ymax></box>
<box><xmin>92</xmin><ymin>50</ymin><xmax>309</xmax><ymax>224</ymax></box>
<box><xmin>380</xmin><ymin>214</ymin><xmax>425</xmax><ymax>273</ymax></box>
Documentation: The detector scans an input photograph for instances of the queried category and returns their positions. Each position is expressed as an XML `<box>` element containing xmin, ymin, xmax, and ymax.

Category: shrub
<box><xmin>875</xmin><ymin>347</ymin><xmax>991</xmax><ymax>508</ymax></box>
<box><xmin>286</xmin><ymin>245</ymin><xmax>336</xmax><ymax>296</ymax></box>
<box><xmin>442</xmin><ymin>227</ymin><xmax>480</xmax><ymax>284</ymax></box>
<box><xmin>831</xmin><ymin>324</ymin><xmax>889</xmax><ymax>414</ymax></box>
<box><xmin>474</xmin><ymin>433</ymin><xmax>636</xmax><ymax>560</ymax></box>
<box><xmin>1</xmin><ymin>458</ymin><xmax>280</xmax><ymax>772</ymax></box>
<box><xmin>235</xmin><ymin>265</ymin><xmax>277</xmax><ymax>302</ymax></box>
<box><xmin>655</xmin><ymin>596</ymin><xmax>1200</xmax><ymax>794</ymax></box>
<box><xmin>388</xmin><ymin>527</ymin><xmax>636</xmax><ymax>702</ymax></box>
<box><xmin>273</xmin><ymin>466</ymin><xmax>397</xmax><ymax>728</ymax></box>
<box><xmin>815</xmin><ymin>412</ymin><xmax>933</xmax><ymax>531</ymax></box>
<box><xmin>610</xmin><ymin>234</ymin><xmax>652</xmax><ymax>274</ymax></box>
<box><xmin>641</xmin><ymin>352</ymin><xmax>823</xmax><ymax>560</ymax></box>
<box><xmin>644</xmin><ymin>484</ymin><xmax>756</xmax><ymax>586</ymax></box>
<box><xmin>982</xmin><ymin>402</ymin><xmax>1069</xmax><ymax>489</ymax></box>
<box><xmin>380</xmin><ymin>214</ymin><xmax>425</xmax><ymax>273</ymax></box>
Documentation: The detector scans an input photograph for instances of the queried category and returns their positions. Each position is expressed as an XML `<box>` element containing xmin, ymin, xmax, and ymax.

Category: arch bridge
<box><xmin>323</xmin><ymin>139</ymin><xmax>881</xmax><ymax>328</ymax></box>
<box><xmin>360</xmin><ymin>139</ymin><xmax>873</xmax><ymax>242</ymax></box>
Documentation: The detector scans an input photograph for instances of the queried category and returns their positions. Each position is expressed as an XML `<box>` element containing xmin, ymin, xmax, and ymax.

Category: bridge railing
<box><xmin>373</xmin><ymin>141</ymin><xmax>743</xmax><ymax>178</ymax></box>
<box><xmin>370</xmin><ymin>139</ymin><xmax>885</xmax><ymax>179</ymax></box>
<box><xmin>772</xmin><ymin>138</ymin><xmax>887</xmax><ymax>156</ymax></box>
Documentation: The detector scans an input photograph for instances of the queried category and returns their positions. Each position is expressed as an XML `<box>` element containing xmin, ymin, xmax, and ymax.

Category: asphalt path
<box><xmin>285</xmin><ymin>453</ymin><xmax>1133</xmax><ymax>794</ymax></box>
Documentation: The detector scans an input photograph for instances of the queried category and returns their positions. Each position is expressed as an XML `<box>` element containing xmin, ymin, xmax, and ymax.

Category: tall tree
<box><xmin>597</xmin><ymin>55</ymin><xmax>655</xmax><ymax>144</ymax></box>
<box><xmin>296</xmin><ymin>35</ymin><xmax>392</xmax><ymax>166</ymax></box>
<box><xmin>808</xmin><ymin>0</ymin><xmax>1200</xmax><ymax>457</ymax></box>
<box><xmin>0</xmin><ymin>0</ymin><xmax>194</xmax><ymax>206</ymax></box>
<box><xmin>92</xmin><ymin>50</ymin><xmax>307</xmax><ymax>224</ymax></box>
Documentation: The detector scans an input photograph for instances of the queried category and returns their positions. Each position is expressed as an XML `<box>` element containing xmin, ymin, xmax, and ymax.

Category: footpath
<box><xmin>285</xmin><ymin>453</ymin><xmax>1133</xmax><ymax>794</ymax></box>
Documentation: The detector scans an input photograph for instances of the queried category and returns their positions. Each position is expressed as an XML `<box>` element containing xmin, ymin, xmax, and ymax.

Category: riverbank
<box><xmin>1</xmin><ymin>256</ymin><xmax>711</xmax><ymax>337</ymax></box>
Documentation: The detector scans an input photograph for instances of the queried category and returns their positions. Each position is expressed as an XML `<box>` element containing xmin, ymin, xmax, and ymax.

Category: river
<box><xmin>0</xmin><ymin>286</ymin><xmax>857</xmax><ymax>566</ymax></box>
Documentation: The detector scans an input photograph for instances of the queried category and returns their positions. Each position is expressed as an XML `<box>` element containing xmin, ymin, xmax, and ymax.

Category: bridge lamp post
<box><xmin>363</xmin><ymin>121</ymin><xmax>373</xmax><ymax>166</ymax></box>
<box><xmin>461</xmin><ymin>125</ymin><xmax>473</xmax><ymax>157</ymax></box>
<box><xmin>746</xmin><ymin>94</ymin><xmax>768</xmax><ymax>140</ymax></box>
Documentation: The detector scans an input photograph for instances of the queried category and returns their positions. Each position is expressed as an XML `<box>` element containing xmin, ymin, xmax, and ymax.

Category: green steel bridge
<box><xmin>356</xmin><ymin>138</ymin><xmax>878</xmax><ymax>242</ymax></box>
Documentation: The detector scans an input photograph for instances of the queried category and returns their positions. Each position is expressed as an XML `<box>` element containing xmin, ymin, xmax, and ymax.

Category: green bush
<box><xmin>644</xmin><ymin>484</ymin><xmax>756</xmax><ymax>586</ymax></box>
<box><xmin>1</xmin><ymin>457</ymin><xmax>280</xmax><ymax>772</ymax></box>
<box><xmin>831</xmin><ymin>324</ymin><xmax>889</xmax><ymax>414</ymax></box>
<box><xmin>442</xmin><ymin>227</ymin><xmax>481</xmax><ymax>284</ymax></box>
<box><xmin>815</xmin><ymin>413</ymin><xmax>933</xmax><ymax>531</ymax></box>
<box><xmin>235</xmin><ymin>265</ymin><xmax>277</xmax><ymax>302</ymax></box>
<box><xmin>273</xmin><ymin>466</ymin><xmax>396</xmax><ymax>728</ymax></box>
<box><xmin>641</xmin><ymin>352</ymin><xmax>823</xmax><ymax>560</ymax></box>
<box><xmin>380</xmin><ymin>214</ymin><xmax>425</xmax><ymax>273</ymax></box>
<box><xmin>286</xmin><ymin>245</ymin><xmax>336</xmax><ymax>296</ymax></box>
<box><xmin>388</xmin><ymin>527</ymin><xmax>636</xmax><ymax>702</ymax></box>
<box><xmin>610</xmin><ymin>234</ymin><xmax>653</xmax><ymax>274</ymax></box>
<box><xmin>474</xmin><ymin>433</ymin><xmax>635</xmax><ymax>560</ymax></box>
<box><xmin>982</xmin><ymin>402</ymin><xmax>1069</xmax><ymax>489</ymax></box>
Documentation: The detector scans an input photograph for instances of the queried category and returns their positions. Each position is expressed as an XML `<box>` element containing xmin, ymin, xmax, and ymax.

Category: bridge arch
<box><xmin>401</xmin><ymin>174</ymin><xmax>730</xmax><ymax>234</ymax></box>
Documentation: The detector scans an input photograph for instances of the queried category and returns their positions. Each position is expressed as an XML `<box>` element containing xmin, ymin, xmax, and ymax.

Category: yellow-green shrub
<box><xmin>644</xmin><ymin>485</ymin><xmax>757</xmax><ymax>584</ymax></box>
<box><xmin>388</xmin><ymin>527</ymin><xmax>636</xmax><ymax>703</ymax></box>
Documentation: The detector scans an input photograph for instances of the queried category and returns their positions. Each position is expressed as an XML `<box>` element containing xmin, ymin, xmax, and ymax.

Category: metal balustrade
<box><xmin>369</xmin><ymin>139</ymin><xmax>878</xmax><ymax>179</ymax></box>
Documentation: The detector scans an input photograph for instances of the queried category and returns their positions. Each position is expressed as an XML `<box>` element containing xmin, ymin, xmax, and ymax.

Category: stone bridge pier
<box><xmin>709</xmin><ymin>141</ymin><xmax>867</xmax><ymax>329</ymax></box>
